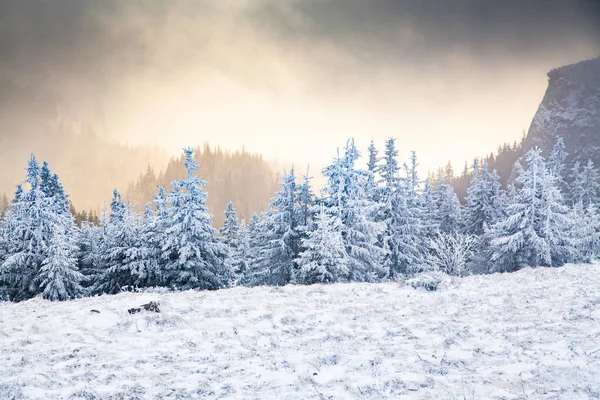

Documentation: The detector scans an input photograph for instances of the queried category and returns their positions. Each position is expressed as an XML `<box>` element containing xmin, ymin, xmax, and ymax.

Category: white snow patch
<box><xmin>2</xmin><ymin>263</ymin><xmax>600</xmax><ymax>399</ymax></box>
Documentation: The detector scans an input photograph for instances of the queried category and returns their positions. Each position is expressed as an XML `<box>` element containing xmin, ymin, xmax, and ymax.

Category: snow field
<box><xmin>1</xmin><ymin>263</ymin><xmax>600</xmax><ymax>399</ymax></box>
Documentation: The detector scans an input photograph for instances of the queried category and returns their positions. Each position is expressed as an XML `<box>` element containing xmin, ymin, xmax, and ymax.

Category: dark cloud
<box><xmin>248</xmin><ymin>0</ymin><xmax>600</xmax><ymax>62</ymax></box>
<box><xmin>0</xmin><ymin>0</ymin><xmax>598</xmax><ymax>173</ymax></box>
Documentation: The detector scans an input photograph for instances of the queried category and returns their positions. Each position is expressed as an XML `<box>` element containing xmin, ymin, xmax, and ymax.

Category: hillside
<box><xmin>0</xmin><ymin>120</ymin><xmax>168</xmax><ymax>211</ymax></box>
<box><xmin>1</xmin><ymin>263</ymin><xmax>599</xmax><ymax>399</ymax></box>
<box><xmin>126</xmin><ymin>144</ymin><xmax>280</xmax><ymax>226</ymax></box>
<box><xmin>523</xmin><ymin>56</ymin><xmax>600</xmax><ymax>169</ymax></box>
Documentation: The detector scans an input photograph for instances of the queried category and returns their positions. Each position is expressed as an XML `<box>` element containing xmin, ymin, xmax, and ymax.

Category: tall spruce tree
<box><xmin>220</xmin><ymin>201</ymin><xmax>239</xmax><ymax>246</ymax></box>
<box><xmin>161</xmin><ymin>148</ymin><xmax>230</xmax><ymax>290</ymax></box>
<box><xmin>464</xmin><ymin>160</ymin><xmax>505</xmax><ymax>236</ymax></box>
<box><xmin>36</xmin><ymin>225</ymin><xmax>84</xmax><ymax>301</ymax></box>
<box><xmin>1</xmin><ymin>155</ymin><xmax>81</xmax><ymax>301</ymax></box>
<box><xmin>295</xmin><ymin>206</ymin><xmax>349</xmax><ymax>284</ymax></box>
<box><xmin>97</xmin><ymin>191</ymin><xmax>141</xmax><ymax>294</ymax></box>
<box><xmin>488</xmin><ymin>148</ymin><xmax>574</xmax><ymax>271</ymax></box>
<box><xmin>436</xmin><ymin>179</ymin><xmax>463</xmax><ymax>234</ymax></box>
<box><xmin>243</xmin><ymin>170</ymin><xmax>299</xmax><ymax>286</ymax></box>
<box><xmin>322</xmin><ymin>139</ymin><xmax>387</xmax><ymax>282</ymax></box>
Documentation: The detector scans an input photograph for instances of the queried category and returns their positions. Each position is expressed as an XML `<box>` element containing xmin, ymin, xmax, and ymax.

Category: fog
<box><xmin>1</xmin><ymin>0</ymin><xmax>599</xmax><ymax>207</ymax></box>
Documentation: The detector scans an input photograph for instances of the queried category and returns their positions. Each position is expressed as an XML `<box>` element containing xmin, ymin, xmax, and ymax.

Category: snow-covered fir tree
<box><xmin>464</xmin><ymin>160</ymin><xmax>505</xmax><ymax>236</ymax></box>
<box><xmin>376</xmin><ymin>140</ymin><xmax>426</xmax><ymax>278</ymax></box>
<box><xmin>295</xmin><ymin>206</ymin><xmax>349</xmax><ymax>284</ymax></box>
<box><xmin>420</xmin><ymin>178</ymin><xmax>441</xmax><ymax>237</ymax></box>
<box><xmin>135</xmin><ymin>187</ymin><xmax>170</xmax><ymax>287</ymax></box>
<box><xmin>36</xmin><ymin>225</ymin><xmax>84</xmax><ymax>301</ymax></box>
<box><xmin>243</xmin><ymin>169</ymin><xmax>299</xmax><ymax>286</ymax></box>
<box><xmin>220</xmin><ymin>201</ymin><xmax>239</xmax><ymax>246</ymax></box>
<box><xmin>435</xmin><ymin>179</ymin><xmax>463</xmax><ymax>234</ymax></box>
<box><xmin>0</xmin><ymin>155</ymin><xmax>81</xmax><ymax>301</ymax></box>
<box><xmin>569</xmin><ymin>201</ymin><xmax>600</xmax><ymax>263</ymax></box>
<box><xmin>488</xmin><ymin>148</ymin><xmax>575</xmax><ymax>271</ymax></box>
<box><xmin>297</xmin><ymin>170</ymin><xmax>315</xmax><ymax>229</ymax></box>
<box><xmin>366</xmin><ymin>139</ymin><xmax>380</xmax><ymax>202</ymax></box>
<box><xmin>322</xmin><ymin>139</ymin><xmax>387</xmax><ymax>282</ymax></box>
<box><xmin>405</xmin><ymin>150</ymin><xmax>419</xmax><ymax>199</ymax></box>
<box><xmin>571</xmin><ymin>159</ymin><xmax>599</xmax><ymax>206</ymax></box>
<box><xmin>97</xmin><ymin>190</ymin><xmax>141</xmax><ymax>294</ymax></box>
<box><xmin>78</xmin><ymin>215</ymin><xmax>106</xmax><ymax>294</ymax></box>
<box><xmin>231</xmin><ymin>219</ymin><xmax>251</xmax><ymax>278</ymax></box>
<box><xmin>549</xmin><ymin>137</ymin><xmax>567</xmax><ymax>183</ymax></box>
<box><xmin>161</xmin><ymin>148</ymin><xmax>230</xmax><ymax>290</ymax></box>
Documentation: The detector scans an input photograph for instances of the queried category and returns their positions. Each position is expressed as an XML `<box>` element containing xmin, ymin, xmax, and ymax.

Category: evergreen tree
<box><xmin>137</xmin><ymin>187</ymin><xmax>170</xmax><ymax>287</ymax></box>
<box><xmin>231</xmin><ymin>219</ymin><xmax>251</xmax><ymax>278</ymax></box>
<box><xmin>464</xmin><ymin>160</ymin><xmax>505</xmax><ymax>236</ymax></box>
<box><xmin>36</xmin><ymin>225</ymin><xmax>84</xmax><ymax>301</ymax></box>
<box><xmin>379</xmin><ymin>138</ymin><xmax>400</xmax><ymax>199</ymax></box>
<box><xmin>243</xmin><ymin>170</ymin><xmax>299</xmax><ymax>286</ymax></box>
<box><xmin>161</xmin><ymin>148</ymin><xmax>230</xmax><ymax>290</ymax></box>
<box><xmin>436</xmin><ymin>180</ymin><xmax>463</xmax><ymax>234</ymax></box>
<box><xmin>220</xmin><ymin>201</ymin><xmax>239</xmax><ymax>246</ymax></box>
<box><xmin>297</xmin><ymin>170</ymin><xmax>315</xmax><ymax>229</ymax></box>
<box><xmin>0</xmin><ymin>154</ymin><xmax>80</xmax><ymax>301</ymax></box>
<box><xmin>322</xmin><ymin>139</ymin><xmax>387</xmax><ymax>282</ymax></box>
<box><xmin>78</xmin><ymin>206</ymin><xmax>108</xmax><ymax>294</ymax></box>
<box><xmin>488</xmin><ymin>148</ymin><xmax>574</xmax><ymax>271</ymax></box>
<box><xmin>579</xmin><ymin>160</ymin><xmax>599</xmax><ymax>206</ymax></box>
<box><xmin>570</xmin><ymin>161</ymin><xmax>584</xmax><ymax>206</ymax></box>
<box><xmin>405</xmin><ymin>150</ymin><xmax>419</xmax><ymax>198</ymax></box>
<box><xmin>97</xmin><ymin>191</ymin><xmax>141</xmax><ymax>294</ymax></box>
<box><xmin>295</xmin><ymin>206</ymin><xmax>349</xmax><ymax>284</ymax></box>
<box><xmin>420</xmin><ymin>179</ymin><xmax>440</xmax><ymax>237</ymax></box>
<box><xmin>386</xmin><ymin>187</ymin><xmax>428</xmax><ymax>277</ymax></box>
<box><xmin>366</xmin><ymin>140</ymin><xmax>380</xmax><ymax>202</ymax></box>
<box><xmin>549</xmin><ymin>137</ymin><xmax>567</xmax><ymax>182</ymax></box>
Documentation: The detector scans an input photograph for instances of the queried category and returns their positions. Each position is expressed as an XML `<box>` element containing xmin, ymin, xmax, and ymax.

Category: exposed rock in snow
<box><xmin>1</xmin><ymin>264</ymin><xmax>600</xmax><ymax>399</ymax></box>
<box><xmin>524</xmin><ymin>56</ymin><xmax>600</xmax><ymax>168</ymax></box>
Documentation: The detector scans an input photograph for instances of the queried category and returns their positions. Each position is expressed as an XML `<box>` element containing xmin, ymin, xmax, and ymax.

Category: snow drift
<box><xmin>1</xmin><ymin>263</ymin><xmax>600</xmax><ymax>399</ymax></box>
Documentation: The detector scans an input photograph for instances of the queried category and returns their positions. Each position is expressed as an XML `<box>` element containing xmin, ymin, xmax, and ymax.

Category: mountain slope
<box><xmin>1</xmin><ymin>263</ymin><xmax>599</xmax><ymax>399</ymax></box>
<box><xmin>523</xmin><ymin>56</ymin><xmax>600</xmax><ymax>167</ymax></box>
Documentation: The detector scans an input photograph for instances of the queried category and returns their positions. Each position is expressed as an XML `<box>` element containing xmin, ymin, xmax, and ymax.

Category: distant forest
<box><xmin>0</xmin><ymin>130</ymin><xmax>527</xmax><ymax>226</ymax></box>
<box><xmin>126</xmin><ymin>144</ymin><xmax>280</xmax><ymax>226</ymax></box>
<box><xmin>429</xmin><ymin>134</ymin><xmax>526</xmax><ymax>201</ymax></box>
<box><xmin>0</xmin><ymin>119</ymin><xmax>167</xmax><ymax>213</ymax></box>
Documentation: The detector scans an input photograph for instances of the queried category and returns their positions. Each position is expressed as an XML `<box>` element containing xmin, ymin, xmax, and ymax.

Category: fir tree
<box><xmin>231</xmin><ymin>219</ymin><xmax>251</xmax><ymax>278</ymax></box>
<box><xmin>322</xmin><ymin>139</ymin><xmax>387</xmax><ymax>282</ymax></box>
<box><xmin>137</xmin><ymin>187</ymin><xmax>170</xmax><ymax>287</ymax></box>
<box><xmin>220</xmin><ymin>201</ymin><xmax>239</xmax><ymax>246</ymax></box>
<box><xmin>161</xmin><ymin>148</ymin><xmax>230</xmax><ymax>290</ymax></box>
<box><xmin>579</xmin><ymin>160</ymin><xmax>599</xmax><ymax>206</ymax></box>
<box><xmin>295</xmin><ymin>206</ymin><xmax>349</xmax><ymax>284</ymax></box>
<box><xmin>366</xmin><ymin>140</ymin><xmax>380</xmax><ymax>202</ymax></box>
<box><xmin>488</xmin><ymin>148</ymin><xmax>574</xmax><ymax>271</ymax></box>
<box><xmin>464</xmin><ymin>160</ymin><xmax>505</xmax><ymax>236</ymax></box>
<box><xmin>97</xmin><ymin>191</ymin><xmax>141</xmax><ymax>294</ymax></box>
<box><xmin>243</xmin><ymin>170</ymin><xmax>300</xmax><ymax>286</ymax></box>
<box><xmin>436</xmin><ymin>180</ymin><xmax>463</xmax><ymax>234</ymax></box>
<box><xmin>549</xmin><ymin>137</ymin><xmax>567</xmax><ymax>182</ymax></box>
<box><xmin>0</xmin><ymin>154</ymin><xmax>80</xmax><ymax>301</ymax></box>
<box><xmin>36</xmin><ymin>225</ymin><xmax>84</xmax><ymax>301</ymax></box>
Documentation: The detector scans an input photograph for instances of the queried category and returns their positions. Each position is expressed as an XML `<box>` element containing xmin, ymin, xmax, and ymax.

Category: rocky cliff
<box><xmin>523</xmin><ymin>56</ymin><xmax>600</xmax><ymax>168</ymax></box>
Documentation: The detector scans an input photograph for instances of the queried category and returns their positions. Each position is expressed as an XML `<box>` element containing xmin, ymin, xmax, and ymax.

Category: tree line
<box><xmin>1</xmin><ymin>137</ymin><xmax>599</xmax><ymax>301</ymax></box>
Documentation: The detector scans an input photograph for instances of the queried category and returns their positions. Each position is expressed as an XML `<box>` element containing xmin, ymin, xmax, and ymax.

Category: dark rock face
<box><xmin>523</xmin><ymin>56</ymin><xmax>600</xmax><ymax>169</ymax></box>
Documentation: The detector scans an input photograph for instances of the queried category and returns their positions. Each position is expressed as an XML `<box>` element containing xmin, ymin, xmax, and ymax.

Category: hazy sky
<box><xmin>1</xmin><ymin>0</ymin><xmax>599</xmax><ymax>173</ymax></box>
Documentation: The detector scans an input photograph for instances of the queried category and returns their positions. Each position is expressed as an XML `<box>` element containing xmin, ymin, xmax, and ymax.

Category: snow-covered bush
<box><xmin>406</xmin><ymin>270</ymin><xmax>447</xmax><ymax>291</ymax></box>
<box><xmin>424</xmin><ymin>232</ymin><xmax>478</xmax><ymax>276</ymax></box>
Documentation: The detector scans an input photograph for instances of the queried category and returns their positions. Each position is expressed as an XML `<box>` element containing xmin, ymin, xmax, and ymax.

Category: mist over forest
<box><xmin>1</xmin><ymin>1</ymin><xmax>599</xmax><ymax>218</ymax></box>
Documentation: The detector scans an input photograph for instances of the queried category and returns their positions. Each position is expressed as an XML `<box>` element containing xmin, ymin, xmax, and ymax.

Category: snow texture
<box><xmin>2</xmin><ymin>263</ymin><xmax>600</xmax><ymax>399</ymax></box>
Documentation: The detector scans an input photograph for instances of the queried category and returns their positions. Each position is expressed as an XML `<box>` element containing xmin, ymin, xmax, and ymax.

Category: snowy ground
<box><xmin>1</xmin><ymin>264</ymin><xmax>600</xmax><ymax>399</ymax></box>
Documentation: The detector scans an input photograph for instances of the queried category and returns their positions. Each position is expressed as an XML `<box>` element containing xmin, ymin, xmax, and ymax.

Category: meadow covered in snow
<box><xmin>2</xmin><ymin>263</ymin><xmax>600</xmax><ymax>399</ymax></box>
